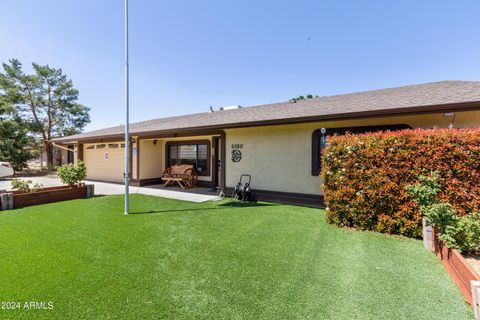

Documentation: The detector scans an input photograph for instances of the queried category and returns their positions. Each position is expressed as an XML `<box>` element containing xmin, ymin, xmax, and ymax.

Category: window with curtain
<box><xmin>311</xmin><ymin>124</ymin><xmax>411</xmax><ymax>176</ymax></box>
<box><xmin>168</xmin><ymin>143</ymin><xmax>209</xmax><ymax>176</ymax></box>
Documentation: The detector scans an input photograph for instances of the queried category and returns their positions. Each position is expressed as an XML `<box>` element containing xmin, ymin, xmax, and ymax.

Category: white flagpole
<box><xmin>124</xmin><ymin>0</ymin><xmax>130</xmax><ymax>214</ymax></box>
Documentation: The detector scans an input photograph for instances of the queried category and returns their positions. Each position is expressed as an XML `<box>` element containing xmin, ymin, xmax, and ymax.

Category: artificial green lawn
<box><xmin>0</xmin><ymin>195</ymin><xmax>473</xmax><ymax>319</ymax></box>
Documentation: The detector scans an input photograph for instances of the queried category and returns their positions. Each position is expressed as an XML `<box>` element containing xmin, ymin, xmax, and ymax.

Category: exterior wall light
<box><xmin>320</xmin><ymin>128</ymin><xmax>327</xmax><ymax>149</ymax></box>
<box><xmin>444</xmin><ymin>112</ymin><xmax>455</xmax><ymax>129</ymax></box>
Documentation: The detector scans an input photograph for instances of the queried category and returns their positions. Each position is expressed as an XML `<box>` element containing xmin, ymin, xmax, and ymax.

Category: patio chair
<box><xmin>162</xmin><ymin>164</ymin><xmax>198</xmax><ymax>190</ymax></box>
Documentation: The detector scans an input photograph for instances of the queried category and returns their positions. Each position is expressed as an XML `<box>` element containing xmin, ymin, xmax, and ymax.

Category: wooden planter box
<box><xmin>0</xmin><ymin>184</ymin><xmax>94</xmax><ymax>210</ymax></box>
<box><xmin>433</xmin><ymin>229</ymin><xmax>480</xmax><ymax>305</ymax></box>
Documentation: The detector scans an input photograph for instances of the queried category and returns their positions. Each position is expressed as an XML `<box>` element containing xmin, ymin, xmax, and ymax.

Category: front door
<box><xmin>67</xmin><ymin>144</ymin><xmax>74</xmax><ymax>164</ymax></box>
<box><xmin>213</xmin><ymin>137</ymin><xmax>222</xmax><ymax>189</ymax></box>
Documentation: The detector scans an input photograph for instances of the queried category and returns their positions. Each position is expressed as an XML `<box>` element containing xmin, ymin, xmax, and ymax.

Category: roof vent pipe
<box><xmin>219</xmin><ymin>105</ymin><xmax>242</xmax><ymax>111</ymax></box>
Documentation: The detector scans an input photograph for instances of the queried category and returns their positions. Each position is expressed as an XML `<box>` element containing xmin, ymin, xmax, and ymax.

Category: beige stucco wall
<box><xmin>224</xmin><ymin>110</ymin><xmax>480</xmax><ymax>196</ymax></box>
<box><xmin>73</xmin><ymin>144</ymin><xmax>79</xmax><ymax>163</ymax></box>
<box><xmin>138</xmin><ymin>139</ymin><xmax>163</xmax><ymax>179</ymax></box>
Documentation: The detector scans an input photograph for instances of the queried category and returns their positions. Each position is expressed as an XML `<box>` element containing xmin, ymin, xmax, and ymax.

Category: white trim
<box><xmin>472</xmin><ymin>280</ymin><xmax>480</xmax><ymax>320</ymax></box>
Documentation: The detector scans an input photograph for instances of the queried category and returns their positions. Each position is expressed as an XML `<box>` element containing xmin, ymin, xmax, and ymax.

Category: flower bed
<box><xmin>433</xmin><ymin>229</ymin><xmax>480</xmax><ymax>305</ymax></box>
<box><xmin>0</xmin><ymin>184</ymin><xmax>94</xmax><ymax>210</ymax></box>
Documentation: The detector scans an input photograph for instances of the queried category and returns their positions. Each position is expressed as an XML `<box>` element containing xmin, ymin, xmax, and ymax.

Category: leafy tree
<box><xmin>290</xmin><ymin>94</ymin><xmax>319</xmax><ymax>103</ymax></box>
<box><xmin>0</xmin><ymin>100</ymin><xmax>35</xmax><ymax>171</ymax></box>
<box><xmin>0</xmin><ymin>59</ymin><xmax>90</xmax><ymax>170</ymax></box>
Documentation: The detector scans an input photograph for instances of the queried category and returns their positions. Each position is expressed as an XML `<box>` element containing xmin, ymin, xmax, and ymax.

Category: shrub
<box><xmin>405</xmin><ymin>172</ymin><xmax>441</xmax><ymax>209</ymax></box>
<box><xmin>423</xmin><ymin>203</ymin><xmax>459</xmax><ymax>234</ymax></box>
<box><xmin>405</xmin><ymin>172</ymin><xmax>459</xmax><ymax>234</ymax></box>
<box><xmin>57</xmin><ymin>161</ymin><xmax>87</xmax><ymax>186</ymax></box>
<box><xmin>406</xmin><ymin>172</ymin><xmax>479</xmax><ymax>252</ymax></box>
<box><xmin>322</xmin><ymin>128</ymin><xmax>480</xmax><ymax>238</ymax></box>
<box><xmin>441</xmin><ymin>212</ymin><xmax>480</xmax><ymax>253</ymax></box>
<box><xmin>11</xmin><ymin>178</ymin><xmax>43</xmax><ymax>193</ymax></box>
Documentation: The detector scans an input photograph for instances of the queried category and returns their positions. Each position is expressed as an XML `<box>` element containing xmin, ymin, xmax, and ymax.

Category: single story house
<box><xmin>28</xmin><ymin>148</ymin><xmax>74</xmax><ymax>169</ymax></box>
<box><xmin>55</xmin><ymin>81</ymin><xmax>480</xmax><ymax>206</ymax></box>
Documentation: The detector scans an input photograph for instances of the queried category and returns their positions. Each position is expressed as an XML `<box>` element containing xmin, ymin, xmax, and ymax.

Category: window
<box><xmin>96</xmin><ymin>144</ymin><xmax>106</xmax><ymax>149</ymax></box>
<box><xmin>311</xmin><ymin>124</ymin><xmax>411</xmax><ymax>176</ymax></box>
<box><xmin>86</xmin><ymin>145</ymin><xmax>95</xmax><ymax>150</ymax></box>
<box><xmin>167</xmin><ymin>141</ymin><xmax>210</xmax><ymax>176</ymax></box>
<box><xmin>108</xmin><ymin>143</ymin><xmax>119</xmax><ymax>149</ymax></box>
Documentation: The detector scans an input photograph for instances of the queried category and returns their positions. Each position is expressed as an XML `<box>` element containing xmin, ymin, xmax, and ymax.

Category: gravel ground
<box><xmin>464</xmin><ymin>253</ymin><xmax>480</xmax><ymax>274</ymax></box>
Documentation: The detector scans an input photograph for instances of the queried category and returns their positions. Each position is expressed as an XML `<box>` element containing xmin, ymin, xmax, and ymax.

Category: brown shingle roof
<box><xmin>56</xmin><ymin>80</ymin><xmax>480</xmax><ymax>142</ymax></box>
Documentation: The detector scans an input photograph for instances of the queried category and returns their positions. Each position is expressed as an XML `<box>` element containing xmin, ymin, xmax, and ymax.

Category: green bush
<box><xmin>423</xmin><ymin>203</ymin><xmax>459</xmax><ymax>234</ymax></box>
<box><xmin>405</xmin><ymin>172</ymin><xmax>441</xmax><ymax>209</ymax></box>
<box><xmin>407</xmin><ymin>173</ymin><xmax>479</xmax><ymax>253</ymax></box>
<box><xmin>11</xmin><ymin>178</ymin><xmax>43</xmax><ymax>193</ymax></box>
<box><xmin>406</xmin><ymin>173</ymin><xmax>458</xmax><ymax>234</ymax></box>
<box><xmin>57</xmin><ymin>161</ymin><xmax>87</xmax><ymax>186</ymax></box>
<box><xmin>441</xmin><ymin>212</ymin><xmax>480</xmax><ymax>253</ymax></box>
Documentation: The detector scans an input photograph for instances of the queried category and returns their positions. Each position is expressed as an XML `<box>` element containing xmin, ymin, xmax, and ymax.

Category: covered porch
<box><xmin>72</xmin><ymin>129</ymin><xmax>226</xmax><ymax>192</ymax></box>
<box><xmin>130</xmin><ymin>131</ymin><xmax>226</xmax><ymax>192</ymax></box>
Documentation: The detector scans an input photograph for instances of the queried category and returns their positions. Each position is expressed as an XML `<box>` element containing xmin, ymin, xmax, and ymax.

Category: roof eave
<box><xmin>55</xmin><ymin>100</ymin><xmax>480</xmax><ymax>144</ymax></box>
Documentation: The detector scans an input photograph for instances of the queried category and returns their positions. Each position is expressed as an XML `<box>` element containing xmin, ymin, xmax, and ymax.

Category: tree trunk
<box><xmin>45</xmin><ymin>141</ymin><xmax>54</xmax><ymax>171</ymax></box>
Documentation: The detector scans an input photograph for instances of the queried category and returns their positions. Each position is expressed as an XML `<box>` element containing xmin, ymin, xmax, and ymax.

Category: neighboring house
<box><xmin>28</xmin><ymin>146</ymin><xmax>74</xmax><ymax>169</ymax></box>
<box><xmin>54</xmin><ymin>81</ymin><xmax>480</xmax><ymax>206</ymax></box>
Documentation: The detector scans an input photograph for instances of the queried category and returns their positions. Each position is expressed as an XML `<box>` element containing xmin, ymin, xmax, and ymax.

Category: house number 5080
<box><xmin>231</xmin><ymin>144</ymin><xmax>243</xmax><ymax>149</ymax></box>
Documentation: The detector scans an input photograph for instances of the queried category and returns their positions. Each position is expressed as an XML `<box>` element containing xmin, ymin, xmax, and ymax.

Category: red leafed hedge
<box><xmin>322</xmin><ymin>128</ymin><xmax>480</xmax><ymax>238</ymax></box>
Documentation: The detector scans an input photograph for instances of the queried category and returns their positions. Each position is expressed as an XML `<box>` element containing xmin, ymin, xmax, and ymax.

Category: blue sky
<box><xmin>1</xmin><ymin>0</ymin><xmax>480</xmax><ymax>131</ymax></box>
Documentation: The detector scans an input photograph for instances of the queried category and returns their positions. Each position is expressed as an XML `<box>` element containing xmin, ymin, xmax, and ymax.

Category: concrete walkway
<box><xmin>0</xmin><ymin>176</ymin><xmax>220</xmax><ymax>203</ymax></box>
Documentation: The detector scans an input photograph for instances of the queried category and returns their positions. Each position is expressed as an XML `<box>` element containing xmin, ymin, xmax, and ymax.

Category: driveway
<box><xmin>0</xmin><ymin>176</ymin><xmax>220</xmax><ymax>203</ymax></box>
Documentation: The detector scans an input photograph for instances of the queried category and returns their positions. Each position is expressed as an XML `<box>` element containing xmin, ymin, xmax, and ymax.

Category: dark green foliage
<box><xmin>0</xmin><ymin>118</ymin><xmax>35</xmax><ymax>171</ymax></box>
<box><xmin>423</xmin><ymin>203</ymin><xmax>459</xmax><ymax>234</ymax></box>
<box><xmin>0</xmin><ymin>99</ymin><xmax>35</xmax><ymax>170</ymax></box>
<box><xmin>290</xmin><ymin>94</ymin><xmax>319</xmax><ymax>102</ymax></box>
<box><xmin>0</xmin><ymin>59</ymin><xmax>90</xmax><ymax>170</ymax></box>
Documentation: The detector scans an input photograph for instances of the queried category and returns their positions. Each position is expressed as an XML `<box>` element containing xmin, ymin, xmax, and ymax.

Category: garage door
<box><xmin>83</xmin><ymin>143</ymin><xmax>124</xmax><ymax>182</ymax></box>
